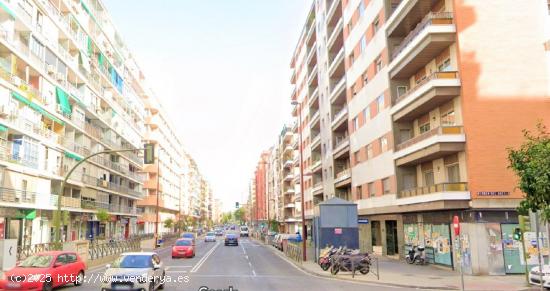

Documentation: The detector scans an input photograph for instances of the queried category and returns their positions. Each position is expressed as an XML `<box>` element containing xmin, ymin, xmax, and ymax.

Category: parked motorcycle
<box><xmin>330</xmin><ymin>252</ymin><xmax>371</xmax><ymax>275</ymax></box>
<box><xmin>405</xmin><ymin>245</ymin><xmax>426</xmax><ymax>265</ymax></box>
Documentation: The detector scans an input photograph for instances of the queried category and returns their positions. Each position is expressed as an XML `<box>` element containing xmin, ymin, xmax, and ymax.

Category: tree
<box><xmin>221</xmin><ymin>212</ymin><xmax>232</xmax><ymax>224</ymax></box>
<box><xmin>164</xmin><ymin>218</ymin><xmax>174</xmax><ymax>230</ymax></box>
<box><xmin>234</xmin><ymin>207</ymin><xmax>245</xmax><ymax>224</ymax></box>
<box><xmin>508</xmin><ymin>123</ymin><xmax>550</xmax><ymax>221</ymax></box>
<box><xmin>96</xmin><ymin>209</ymin><xmax>111</xmax><ymax>223</ymax></box>
<box><xmin>268</xmin><ymin>219</ymin><xmax>278</xmax><ymax>232</ymax></box>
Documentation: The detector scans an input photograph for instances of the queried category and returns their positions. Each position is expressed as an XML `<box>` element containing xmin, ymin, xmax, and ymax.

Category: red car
<box><xmin>172</xmin><ymin>238</ymin><xmax>195</xmax><ymax>258</ymax></box>
<box><xmin>0</xmin><ymin>251</ymin><xmax>86</xmax><ymax>291</ymax></box>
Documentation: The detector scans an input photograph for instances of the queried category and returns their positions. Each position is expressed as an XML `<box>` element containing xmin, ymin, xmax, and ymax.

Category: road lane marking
<box><xmin>252</xmin><ymin>269</ymin><xmax>256</xmax><ymax>277</ymax></box>
<box><xmin>190</xmin><ymin>242</ymin><xmax>219</xmax><ymax>273</ymax></box>
<box><xmin>166</xmin><ymin>266</ymin><xmax>193</xmax><ymax>271</ymax></box>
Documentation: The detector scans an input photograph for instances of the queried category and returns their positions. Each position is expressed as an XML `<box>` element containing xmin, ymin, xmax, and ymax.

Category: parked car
<box><xmin>529</xmin><ymin>264</ymin><xmax>550</xmax><ymax>289</ymax></box>
<box><xmin>172</xmin><ymin>239</ymin><xmax>195</xmax><ymax>258</ymax></box>
<box><xmin>181</xmin><ymin>232</ymin><xmax>196</xmax><ymax>245</ymax></box>
<box><xmin>0</xmin><ymin>251</ymin><xmax>86</xmax><ymax>291</ymax></box>
<box><xmin>274</xmin><ymin>234</ymin><xmax>299</xmax><ymax>250</ymax></box>
<box><xmin>240</xmin><ymin>225</ymin><xmax>249</xmax><ymax>237</ymax></box>
<box><xmin>224</xmin><ymin>233</ymin><xmax>239</xmax><ymax>246</ymax></box>
<box><xmin>101</xmin><ymin>252</ymin><xmax>165</xmax><ymax>291</ymax></box>
<box><xmin>204</xmin><ymin>232</ymin><xmax>216</xmax><ymax>242</ymax></box>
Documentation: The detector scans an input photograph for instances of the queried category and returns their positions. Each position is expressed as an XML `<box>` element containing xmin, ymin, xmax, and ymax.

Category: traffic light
<box><xmin>144</xmin><ymin>143</ymin><xmax>155</xmax><ymax>164</ymax></box>
<box><xmin>519</xmin><ymin>215</ymin><xmax>531</xmax><ymax>233</ymax></box>
<box><xmin>513</xmin><ymin>227</ymin><xmax>522</xmax><ymax>241</ymax></box>
<box><xmin>235</xmin><ymin>202</ymin><xmax>240</xmax><ymax>209</ymax></box>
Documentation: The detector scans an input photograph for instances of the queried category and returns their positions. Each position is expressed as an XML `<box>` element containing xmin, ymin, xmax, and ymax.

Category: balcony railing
<box><xmin>332</xmin><ymin>107</ymin><xmax>348</xmax><ymax>125</ymax></box>
<box><xmin>0</xmin><ymin>140</ymin><xmax>39</xmax><ymax>169</ymax></box>
<box><xmin>333</xmin><ymin>134</ymin><xmax>349</xmax><ymax>150</ymax></box>
<box><xmin>312</xmin><ymin>183</ymin><xmax>323</xmax><ymax>193</ymax></box>
<box><xmin>399</xmin><ymin>182</ymin><xmax>468</xmax><ymax>198</ymax></box>
<box><xmin>395</xmin><ymin>71</ymin><xmax>459</xmax><ymax>104</ymax></box>
<box><xmin>395</xmin><ymin>126</ymin><xmax>463</xmax><ymax>151</ymax></box>
<box><xmin>335</xmin><ymin>168</ymin><xmax>351</xmax><ymax>182</ymax></box>
<box><xmin>61</xmin><ymin>196</ymin><xmax>81</xmax><ymax>208</ymax></box>
<box><xmin>391</xmin><ymin>12</ymin><xmax>454</xmax><ymax>61</ymax></box>
<box><xmin>0</xmin><ymin>187</ymin><xmax>36</xmax><ymax>204</ymax></box>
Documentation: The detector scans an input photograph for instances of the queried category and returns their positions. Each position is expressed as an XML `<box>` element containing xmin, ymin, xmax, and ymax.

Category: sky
<box><xmin>103</xmin><ymin>1</ymin><xmax>312</xmax><ymax>212</ymax></box>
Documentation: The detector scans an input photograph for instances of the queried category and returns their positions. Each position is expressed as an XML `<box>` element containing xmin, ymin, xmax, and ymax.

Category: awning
<box><xmin>64</xmin><ymin>151</ymin><xmax>83</xmax><ymax>161</ymax></box>
<box><xmin>11</xmin><ymin>91</ymin><xmax>64</xmax><ymax>125</ymax></box>
<box><xmin>15</xmin><ymin>209</ymin><xmax>36</xmax><ymax>220</ymax></box>
<box><xmin>80</xmin><ymin>0</ymin><xmax>90</xmax><ymax>14</ymax></box>
<box><xmin>98</xmin><ymin>52</ymin><xmax>104</xmax><ymax>67</ymax></box>
<box><xmin>81</xmin><ymin>188</ymin><xmax>97</xmax><ymax>199</ymax></box>
<box><xmin>87</xmin><ymin>36</ymin><xmax>92</xmax><ymax>56</ymax></box>
<box><xmin>55</xmin><ymin>87</ymin><xmax>72</xmax><ymax>115</ymax></box>
<box><xmin>0</xmin><ymin>123</ymin><xmax>7</xmax><ymax>132</ymax></box>
<box><xmin>0</xmin><ymin>2</ymin><xmax>15</xmax><ymax>19</ymax></box>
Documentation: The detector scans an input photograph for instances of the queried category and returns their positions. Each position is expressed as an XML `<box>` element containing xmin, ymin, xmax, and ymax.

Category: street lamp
<box><xmin>291</xmin><ymin>100</ymin><xmax>307</xmax><ymax>262</ymax></box>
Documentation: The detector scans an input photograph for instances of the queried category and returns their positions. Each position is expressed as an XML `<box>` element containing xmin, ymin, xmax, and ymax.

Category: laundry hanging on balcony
<box><xmin>11</xmin><ymin>91</ymin><xmax>64</xmax><ymax>125</ymax></box>
<box><xmin>109</xmin><ymin>66</ymin><xmax>124</xmax><ymax>93</ymax></box>
<box><xmin>55</xmin><ymin>87</ymin><xmax>72</xmax><ymax>116</ymax></box>
<box><xmin>78</xmin><ymin>51</ymin><xmax>91</xmax><ymax>73</ymax></box>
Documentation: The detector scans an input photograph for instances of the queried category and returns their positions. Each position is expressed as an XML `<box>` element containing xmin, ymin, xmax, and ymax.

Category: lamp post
<box><xmin>291</xmin><ymin>100</ymin><xmax>307</xmax><ymax>261</ymax></box>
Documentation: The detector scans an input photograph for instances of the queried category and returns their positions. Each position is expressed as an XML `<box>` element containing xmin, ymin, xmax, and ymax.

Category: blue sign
<box><xmin>358</xmin><ymin>218</ymin><xmax>369</xmax><ymax>224</ymax></box>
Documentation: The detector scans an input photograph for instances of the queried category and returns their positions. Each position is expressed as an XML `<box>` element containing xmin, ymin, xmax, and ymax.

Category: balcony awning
<box><xmin>81</xmin><ymin>187</ymin><xmax>97</xmax><ymax>199</ymax></box>
<box><xmin>0</xmin><ymin>2</ymin><xmax>15</xmax><ymax>19</ymax></box>
<box><xmin>0</xmin><ymin>123</ymin><xmax>7</xmax><ymax>132</ymax></box>
<box><xmin>11</xmin><ymin>91</ymin><xmax>64</xmax><ymax>125</ymax></box>
<box><xmin>64</xmin><ymin>151</ymin><xmax>83</xmax><ymax>161</ymax></box>
<box><xmin>80</xmin><ymin>0</ymin><xmax>90</xmax><ymax>14</ymax></box>
<box><xmin>55</xmin><ymin>87</ymin><xmax>72</xmax><ymax>115</ymax></box>
<box><xmin>87</xmin><ymin>36</ymin><xmax>93</xmax><ymax>56</ymax></box>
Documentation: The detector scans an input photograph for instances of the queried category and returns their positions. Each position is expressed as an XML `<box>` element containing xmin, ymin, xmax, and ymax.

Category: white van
<box><xmin>240</xmin><ymin>225</ymin><xmax>249</xmax><ymax>237</ymax></box>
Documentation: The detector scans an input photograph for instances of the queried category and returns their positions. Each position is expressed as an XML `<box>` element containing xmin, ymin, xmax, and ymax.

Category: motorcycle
<box><xmin>330</xmin><ymin>251</ymin><xmax>371</xmax><ymax>275</ymax></box>
<box><xmin>405</xmin><ymin>245</ymin><xmax>425</xmax><ymax>265</ymax></box>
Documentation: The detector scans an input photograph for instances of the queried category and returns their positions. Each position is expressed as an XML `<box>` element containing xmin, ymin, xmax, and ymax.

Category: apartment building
<box><xmin>185</xmin><ymin>155</ymin><xmax>202</xmax><ymax>219</ymax></box>
<box><xmin>0</xmin><ymin>0</ymin><xmax>150</xmax><ymax>246</ymax></box>
<box><xmin>266</xmin><ymin>145</ymin><xmax>279</xmax><ymax>223</ymax></box>
<box><xmin>288</xmin><ymin>0</ymin><xmax>550</xmax><ymax>275</ymax></box>
<box><xmin>138</xmin><ymin>93</ymin><xmax>186</xmax><ymax>234</ymax></box>
<box><xmin>252</xmin><ymin>151</ymin><xmax>269</xmax><ymax>225</ymax></box>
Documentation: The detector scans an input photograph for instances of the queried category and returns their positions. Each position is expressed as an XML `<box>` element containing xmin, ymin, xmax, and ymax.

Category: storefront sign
<box><xmin>477</xmin><ymin>191</ymin><xmax>510</xmax><ymax>196</ymax></box>
<box><xmin>334</xmin><ymin>228</ymin><xmax>342</xmax><ymax>235</ymax></box>
<box><xmin>358</xmin><ymin>219</ymin><xmax>369</xmax><ymax>224</ymax></box>
<box><xmin>0</xmin><ymin>218</ymin><xmax>4</xmax><ymax>239</ymax></box>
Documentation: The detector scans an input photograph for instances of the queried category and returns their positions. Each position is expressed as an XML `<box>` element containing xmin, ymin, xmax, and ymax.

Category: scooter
<box><xmin>405</xmin><ymin>245</ymin><xmax>426</xmax><ymax>265</ymax></box>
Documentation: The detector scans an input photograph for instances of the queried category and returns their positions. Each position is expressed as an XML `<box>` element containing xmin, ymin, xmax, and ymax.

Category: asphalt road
<box><xmin>67</xmin><ymin>237</ymin><xmax>417</xmax><ymax>291</ymax></box>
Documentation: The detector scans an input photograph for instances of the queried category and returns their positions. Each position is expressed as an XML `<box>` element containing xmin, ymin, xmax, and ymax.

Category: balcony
<box><xmin>325</xmin><ymin>0</ymin><xmax>341</xmax><ymax>27</ymax></box>
<box><xmin>284</xmin><ymin>203</ymin><xmax>295</xmax><ymax>209</ymax></box>
<box><xmin>312</xmin><ymin>182</ymin><xmax>323</xmax><ymax>195</ymax></box>
<box><xmin>311</xmin><ymin>132</ymin><xmax>321</xmax><ymax>149</ymax></box>
<box><xmin>329</xmin><ymin>76</ymin><xmax>346</xmax><ymax>104</ymax></box>
<box><xmin>61</xmin><ymin>196</ymin><xmax>81</xmax><ymax>208</ymax></box>
<box><xmin>0</xmin><ymin>187</ymin><xmax>36</xmax><ymax>204</ymax></box>
<box><xmin>306</xmin><ymin>42</ymin><xmax>317</xmax><ymax>66</ymax></box>
<box><xmin>394</xmin><ymin>126</ymin><xmax>465</xmax><ymax>166</ymax></box>
<box><xmin>331</xmin><ymin>107</ymin><xmax>348</xmax><ymax>130</ymax></box>
<box><xmin>311</xmin><ymin>159</ymin><xmax>322</xmax><ymax>173</ymax></box>
<box><xmin>285</xmin><ymin>187</ymin><xmax>296</xmax><ymax>195</ymax></box>
<box><xmin>327</xmin><ymin>18</ymin><xmax>343</xmax><ymax>51</ymax></box>
<box><xmin>309</xmin><ymin>110</ymin><xmax>320</xmax><ymax>127</ymax></box>
<box><xmin>391</xmin><ymin>71</ymin><xmax>460</xmax><ymax>122</ymax></box>
<box><xmin>308</xmin><ymin>87</ymin><xmax>319</xmax><ymax>108</ymax></box>
<box><xmin>334</xmin><ymin>168</ymin><xmax>351</xmax><ymax>187</ymax></box>
<box><xmin>397</xmin><ymin>182</ymin><xmax>470</xmax><ymax>206</ymax></box>
<box><xmin>389</xmin><ymin>12</ymin><xmax>455</xmax><ymax>79</ymax></box>
<box><xmin>333</xmin><ymin>135</ymin><xmax>349</xmax><ymax>158</ymax></box>
<box><xmin>284</xmin><ymin>173</ymin><xmax>294</xmax><ymax>182</ymax></box>
<box><xmin>0</xmin><ymin>140</ymin><xmax>39</xmax><ymax>170</ymax></box>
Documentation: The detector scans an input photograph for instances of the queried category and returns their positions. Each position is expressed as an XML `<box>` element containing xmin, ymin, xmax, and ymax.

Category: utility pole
<box><xmin>154</xmin><ymin>149</ymin><xmax>160</xmax><ymax>248</ymax></box>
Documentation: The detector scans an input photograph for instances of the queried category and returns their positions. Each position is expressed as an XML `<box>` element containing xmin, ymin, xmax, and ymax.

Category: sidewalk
<box><xmin>258</xmin><ymin>238</ymin><xmax>533</xmax><ymax>290</ymax></box>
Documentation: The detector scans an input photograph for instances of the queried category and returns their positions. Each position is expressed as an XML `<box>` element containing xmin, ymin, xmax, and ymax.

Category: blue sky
<box><xmin>103</xmin><ymin>0</ymin><xmax>312</xmax><ymax>211</ymax></box>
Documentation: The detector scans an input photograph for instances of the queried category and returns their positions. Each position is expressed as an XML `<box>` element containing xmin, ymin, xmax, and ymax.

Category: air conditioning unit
<box><xmin>47</xmin><ymin>65</ymin><xmax>55</xmax><ymax>74</ymax></box>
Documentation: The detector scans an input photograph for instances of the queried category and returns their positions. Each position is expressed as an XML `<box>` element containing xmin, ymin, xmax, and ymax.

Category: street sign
<box><xmin>235</xmin><ymin>202</ymin><xmax>240</xmax><ymax>209</ymax></box>
<box><xmin>453</xmin><ymin>215</ymin><xmax>460</xmax><ymax>235</ymax></box>
<box><xmin>334</xmin><ymin>228</ymin><xmax>342</xmax><ymax>235</ymax></box>
<box><xmin>358</xmin><ymin>218</ymin><xmax>369</xmax><ymax>224</ymax></box>
<box><xmin>144</xmin><ymin>143</ymin><xmax>155</xmax><ymax>164</ymax></box>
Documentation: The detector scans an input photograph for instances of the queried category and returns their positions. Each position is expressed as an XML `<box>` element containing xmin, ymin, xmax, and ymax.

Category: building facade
<box><xmin>285</xmin><ymin>0</ymin><xmax>550</xmax><ymax>275</ymax></box>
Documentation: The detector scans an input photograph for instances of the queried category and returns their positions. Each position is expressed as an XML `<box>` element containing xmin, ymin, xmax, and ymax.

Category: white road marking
<box><xmin>165</xmin><ymin>266</ymin><xmax>193</xmax><ymax>271</ymax></box>
<box><xmin>166</xmin><ymin>270</ymin><xmax>188</xmax><ymax>274</ymax></box>
<box><xmin>190</xmin><ymin>242</ymin><xmax>219</xmax><ymax>273</ymax></box>
<box><xmin>252</xmin><ymin>269</ymin><xmax>257</xmax><ymax>276</ymax></box>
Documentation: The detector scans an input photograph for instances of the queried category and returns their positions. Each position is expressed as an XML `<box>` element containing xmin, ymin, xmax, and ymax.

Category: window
<box><xmin>354</xmin><ymin>151</ymin><xmax>360</xmax><ymax>163</ymax></box>
<box><xmin>363</xmin><ymin>106</ymin><xmax>370</xmax><ymax>121</ymax></box>
<box><xmin>371</xmin><ymin>221</ymin><xmax>381</xmax><ymax>246</ymax></box>
<box><xmin>380</xmin><ymin>136</ymin><xmax>388</xmax><ymax>152</ymax></box>
<box><xmin>350</xmin><ymin>51</ymin><xmax>355</xmax><ymax>65</ymax></box>
<box><xmin>375</xmin><ymin>56</ymin><xmax>382</xmax><ymax>73</ymax></box>
<box><xmin>377</xmin><ymin>95</ymin><xmax>385</xmax><ymax>111</ymax></box>
<box><xmin>368</xmin><ymin>182</ymin><xmax>375</xmax><ymax>197</ymax></box>
<box><xmin>366</xmin><ymin>144</ymin><xmax>373</xmax><ymax>159</ymax></box>
<box><xmin>447</xmin><ymin>164</ymin><xmax>460</xmax><ymax>183</ymax></box>
<box><xmin>55</xmin><ymin>255</ymin><xmax>67</xmax><ymax>265</ymax></box>
<box><xmin>358</xmin><ymin>0</ymin><xmax>366</xmax><ymax>17</ymax></box>
<box><xmin>441</xmin><ymin>110</ymin><xmax>455</xmax><ymax>126</ymax></box>
<box><xmin>438</xmin><ymin>58</ymin><xmax>451</xmax><ymax>72</ymax></box>
<box><xmin>353</xmin><ymin>117</ymin><xmax>359</xmax><ymax>131</ymax></box>
<box><xmin>360</xmin><ymin>35</ymin><xmax>367</xmax><ymax>53</ymax></box>
<box><xmin>382</xmin><ymin>178</ymin><xmax>390</xmax><ymax>194</ymax></box>
<box><xmin>419</xmin><ymin>114</ymin><xmax>431</xmax><ymax>134</ymax></box>
<box><xmin>373</xmin><ymin>17</ymin><xmax>380</xmax><ymax>34</ymax></box>
<box><xmin>30</xmin><ymin>37</ymin><xmax>44</xmax><ymax>58</ymax></box>
<box><xmin>396</xmin><ymin>86</ymin><xmax>408</xmax><ymax>98</ymax></box>
<box><xmin>66</xmin><ymin>253</ymin><xmax>77</xmax><ymax>263</ymax></box>
<box><xmin>356</xmin><ymin>185</ymin><xmax>363</xmax><ymax>199</ymax></box>
<box><xmin>423</xmin><ymin>171</ymin><xmax>435</xmax><ymax>186</ymax></box>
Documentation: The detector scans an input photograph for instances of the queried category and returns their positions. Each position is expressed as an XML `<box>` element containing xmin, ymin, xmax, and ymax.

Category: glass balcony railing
<box><xmin>395</xmin><ymin>126</ymin><xmax>464</xmax><ymax>151</ymax></box>
<box><xmin>399</xmin><ymin>182</ymin><xmax>468</xmax><ymax>198</ymax></box>
<box><xmin>395</xmin><ymin>71</ymin><xmax>459</xmax><ymax>104</ymax></box>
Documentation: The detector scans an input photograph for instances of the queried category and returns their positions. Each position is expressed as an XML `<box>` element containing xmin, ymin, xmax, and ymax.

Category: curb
<box><xmin>252</xmin><ymin>238</ymin><xmax>459</xmax><ymax>290</ymax></box>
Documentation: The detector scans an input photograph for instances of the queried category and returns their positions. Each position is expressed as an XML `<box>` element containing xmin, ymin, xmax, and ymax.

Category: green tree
<box><xmin>508</xmin><ymin>123</ymin><xmax>550</xmax><ymax>221</ymax></box>
<box><xmin>164</xmin><ymin>218</ymin><xmax>174</xmax><ymax>230</ymax></box>
<box><xmin>96</xmin><ymin>209</ymin><xmax>111</xmax><ymax>223</ymax></box>
<box><xmin>234</xmin><ymin>207</ymin><xmax>245</xmax><ymax>224</ymax></box>
<box><xmin>221</xmin><ymin>212</ymin><xmax>232</xmax><ymax>224</ymax></box>
<box><xmin>269</xmin><ymin>219</ymin><xmax>278</xmax><ymax>232</ymax></box>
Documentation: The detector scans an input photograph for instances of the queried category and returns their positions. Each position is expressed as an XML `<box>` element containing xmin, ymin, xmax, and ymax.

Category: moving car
<box><xmin>172</xmin><ymin>239</ymin><xmax>195</xmax><ymax>258</ymax></box>
<box><xmin>204</xmin><ymin>232</ymin><xmax>216</xmax><ymax>242</ymax></box>
<box><xmin>101</xmin><ymin>252</ymin><xmax>165</xmax><ymax>291</ymax></box>
<box><xmin>215</xmin><ymin>228</ymin><xmax>224</xmax><ymax>236</ymax></box>
<box><xmin>239</xmin><ymin>225</ymin><xmax>249</xmax><ymax>237</ymax></box>
<box><xmin>0</xmin><ymin>251</ymin><xmax>86</xmax><ymax>291</ymax></box>
<box><xmin>224</xmin><ymin>233</ymin><xmax>239</xmax><ymax>246</ymax></box>
<box><xmin>181</xmin><ymin>232</ymin><xmax>196</xmax><ymax>245</ymax></box>
<box><xmin>529</xmin><ymin>264</ymin><xmax>550</xmax><ymax>289</ymax></box>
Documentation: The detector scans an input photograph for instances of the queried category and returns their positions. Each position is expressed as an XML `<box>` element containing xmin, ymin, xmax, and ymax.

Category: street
<box><xmin>69</xmin><ymin>237</ymin><xmax>414</xmax><ymax>291</ymax></box>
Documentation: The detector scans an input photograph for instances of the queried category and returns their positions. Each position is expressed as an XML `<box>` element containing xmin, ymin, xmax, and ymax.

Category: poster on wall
<box><xmin>0</xmin><ymin>217</ymin><xmax>4</xmax><ymax>239</ymax></box>
<box><xmin>524</xmin><ymin>231</ymin><xmax>550</xmax><ymax>266</ymax></box>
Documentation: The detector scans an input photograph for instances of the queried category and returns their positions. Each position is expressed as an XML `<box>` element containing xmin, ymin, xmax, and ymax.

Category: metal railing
<box><xmin>395</xmin><ymin>125</ymin><xmax>463</xmax><ymax>151</ymax></box>
<box><xmin>0</xmin><ymin>187</ymin><xmax>36</xmax><ymax>204</ymax></box>
<box><xmin>17</xmin><ymin>242</ymin><xmax>62</xmax><ymax>260</ymax></box>
<box><xmin>395</xmin><ymin>71</ymin><xmax>459</xmax><ymax>104</ymax></box>
<box><xmin>391</xmin><ymin>12</ymin><xmax>454</xmax><ymax>60</ymax></box>
<box><xmin>335</xmin><ymin>168</ymin><xmax>351</xmax><ymax>182</ymax></box>
<box><xmin>0</xmin><ymin>140</ymin><xmax>40</xmax><ymax>170</ymax></box>
<box><xmin>285</xmin><ymin>242</ymin><xmax>303</xmax><ymax>263</ymax></box>
<box><xmin>88</xmin><ymin>239</ymin><xmax>141</xmax><ymax>260</ymax></box>
<box><xmin>332</xmin><ymin>107</ymin><xmax>348</xmax><ymax>124</ymax></box>
<box><xmin>399</xmin><ymin>182</ymin><xmax>468</xmax><ymax>198</ymax></box>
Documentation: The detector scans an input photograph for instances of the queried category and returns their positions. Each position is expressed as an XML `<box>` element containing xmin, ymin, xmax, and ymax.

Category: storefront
<box><xmin>358</xmin><ymin>214</ymin><xmax>404</xmax><ymax>257</ymax></box>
